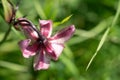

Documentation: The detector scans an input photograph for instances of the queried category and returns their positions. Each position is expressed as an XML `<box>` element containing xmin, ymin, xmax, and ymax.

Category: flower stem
<box><xmin>0</xmin><ymin>24</ymin><xmax>12</xmax><ymax>45</ymax></box>
<box><xmin>29</xmin><ymin>58</ymin><xmax>39</xmax><ymax>80</ymax></box>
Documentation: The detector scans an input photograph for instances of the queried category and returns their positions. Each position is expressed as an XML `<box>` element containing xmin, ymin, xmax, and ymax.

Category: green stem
<box><xmin>0</xmin><ymin>24</ymin><xmax>12</xmax><ymax>45</ymax></box>
<box><xmin>29</xmin><ymin>58</ymin><xmax>39</xmax><ymax>80</ymax></box>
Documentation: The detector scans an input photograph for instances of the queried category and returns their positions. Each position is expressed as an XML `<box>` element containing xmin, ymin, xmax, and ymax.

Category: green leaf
<box><xmin>86</xmin><ymin>0</ymin><xmax>120</xmax><ymax>70</ymax></box>
<box><xmin>54</xmin><ymin>15</ymin><xmax>73</xmax><ymax>27</ymax></box>
<box><xmin>0</xmin><ymin>60</ymin><xmax>28</xmax><ymax>72</ymax></box>
<box><xmin>63</xmin><ymin>44</ymin><xmax>74</xmax><ymax>59</ymax></box>
<box><xmin>68</xmin><ymin>17</ymin><xmax>113</xmax><ymax>45</ymax></box>
<box><xmin>60</xmin><ymin>54</ymin><xmax>79</xmax><ymax>79</ymax></box>
<box><xmin>61</xmin><ymin>14</ymin><xmax>72</xmax><ymax>24</ymax></box>
<box><xmin>33</xmin><ymin>0</ymin><xmax>47</xmax><ymax>19</ymax></box>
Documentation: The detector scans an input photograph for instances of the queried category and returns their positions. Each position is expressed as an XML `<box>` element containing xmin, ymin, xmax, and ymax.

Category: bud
<box><xmin>2</xmin><ymin>0</ymin><xmax>15</xmax><ymax>23</ymax></box>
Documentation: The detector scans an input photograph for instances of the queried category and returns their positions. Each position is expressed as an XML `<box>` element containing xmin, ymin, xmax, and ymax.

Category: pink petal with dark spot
<box><xmin>49</xmin><ymin>25</ymin><xmax>75</xmax><ymax>44</ymax></box>
<box><xmin>44</xmin><ymin>42</ymin><xmax>57</xmax><ymax>60</ymax></box>
<box><xmin>18</xmin><ymin>18</ymin><xmax>39</xmax><ymax>40</ymax></box>
<box><xmin>34</xmin><ymin>49</ymin><xmax>51</xmax><ymax>70</ymax></box>
<box><xmin>44</xmin><ymin>41</ymin><xmax>64</xmax><ymax>60</ymax></box>
<box><xmin>50</xmin><ymin>43</ymin><xmax>64</xmax><ymax>60</ymax></box>
<box><xmin>39</xmin><ymin>20</ymin><xmax>52</xmax><ymax>38</ymax></box>
<box><xmin>18</xmin><ymin>39</ymin><xmax>38</xmax><ymax>58</ymax></box>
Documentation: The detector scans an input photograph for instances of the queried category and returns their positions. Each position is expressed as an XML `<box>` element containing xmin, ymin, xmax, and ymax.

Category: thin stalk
<box><xmin>0</xmin><ymin>24</ymin><xmax>12</xmax><ymax>45</ymax></box>
<box><xmin>86</xmin><ymin>0</ymin><xmax>120</xmax><ymax>70</ymax></box>
<box><xmin>29</xmin><ymin>58</ymin><xmax>39</xmax><ymax>80</ymax></box>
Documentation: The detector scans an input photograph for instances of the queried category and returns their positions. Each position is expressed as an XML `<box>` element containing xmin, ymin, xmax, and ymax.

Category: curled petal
<box><xmin>44</xmin><ymin>42</ymin><xmax>57</xmax><ymax>60</ymax></box>
<box><xmin>34</xmin><ymin>49</ymin><xmax>51</xmax><ymax>70</ymax></box>
<box><xmin>49</xmin><ymin>25</ymin><xmax>75</xmax><ymax>44</ymax></box>
<box><xmin>18</xmin><ymin>39</ymin><xmax>38</xmax><ymax>58</ymax></box>
<box><xmin>45</xmin><ymin>41</ymin><xmax>64</xmax><ymax>60</ymax></box>
<box><xmin>16</xmin><ymin>18</ymin><xmax>39</xmax><ymax>41</ymax></box>
<box><xmin>50</xmin><ymin>43</ymin><xmax>64</xmax><ymax>60</ymax></box>
<box><xmin>39</xmin><ymin>20</ymin><xmax>52</xmax><ymax>38</ymax></box>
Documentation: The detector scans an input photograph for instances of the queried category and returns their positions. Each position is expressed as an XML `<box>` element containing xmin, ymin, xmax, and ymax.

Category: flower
<box><xmin>16</xmin><ymin>18</ymin><xmax>75</xmax><ymax>70</ymax></box>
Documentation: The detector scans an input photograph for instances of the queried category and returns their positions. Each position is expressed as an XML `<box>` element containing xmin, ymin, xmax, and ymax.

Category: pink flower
<box><xmin>16</xmin><ymin>18</ymin><xmax>75</xmax><ymax>70</ymax></box>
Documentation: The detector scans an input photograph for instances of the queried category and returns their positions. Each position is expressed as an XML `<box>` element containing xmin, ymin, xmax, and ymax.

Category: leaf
<box><xmin>60</xmin><ymin>54</ymin><xmax>79</xmax><ymax>79</ymax></box>
<box><xmin>61</xmin><ymin>14</ymin><xmax>73</xmax><ymax>24</ymax></box>
<box><xmin>33</xmin><ymin>0</ymin><xmax>47</xmax><ymax>19</ymax></box>
<box><xmin>68</xmin><ymin>17</ymin><xmax>113</xmax><ymax>45</ymax></box>
<box><xmin>63</xmin><ymin>44</ymin><xmax>74</xmax><ymax>59</ymax></box>
<box><xmin>53</xmin><ymin>15</ymin><xmax>73</xmax><ymax>27</ymax></box>
<box><xmin>0</xmin><ymin>60</ymin><xmax>27</xmax><ymax>72</ymax></box>
<box><xmin>86</xmin><ymin>0</ymin><xmax>120</xmax><ymax>70</ymax></box>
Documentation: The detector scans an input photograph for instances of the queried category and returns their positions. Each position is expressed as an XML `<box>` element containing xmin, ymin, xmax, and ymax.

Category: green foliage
<box><xmin>0</xmin><ymin>0</ymin><xmax>120</xmax><ymax>80</ymax></box>
<box><xmin>86</xmin><ymin>0</ymin><xmax>120</xmax><ymax>70</ymax></box>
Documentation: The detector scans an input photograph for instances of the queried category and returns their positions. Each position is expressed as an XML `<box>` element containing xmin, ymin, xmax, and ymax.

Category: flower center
<box><xmin>37</xmin><ymin>37</ymin><xmax>46</xmax><ymax>44</ymax></box>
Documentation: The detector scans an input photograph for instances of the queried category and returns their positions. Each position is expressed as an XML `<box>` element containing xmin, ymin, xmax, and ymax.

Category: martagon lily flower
<box><xmin>15</xmin><ymin>18</ymin><xmax>75</xmax><ymax>70</ymax></box>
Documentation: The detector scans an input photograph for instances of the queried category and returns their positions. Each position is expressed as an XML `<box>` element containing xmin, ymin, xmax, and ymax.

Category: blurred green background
<box><xmin>0</xmin><ymin>0</ymin><xmax>120</xmax><ymax>80</ymax></box>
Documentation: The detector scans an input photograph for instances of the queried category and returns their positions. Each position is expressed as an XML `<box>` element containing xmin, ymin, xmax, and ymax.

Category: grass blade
<box><xmin>33</xmin><ymin>0</ymin><xmax>47</xmax><ymax>19</ymax></box>
<box><xmin>53</xmin><ymin>15</ymin><xmax>73</xmax><ymax>27</ymax></box>
<box><xmin>68</xmin><ymin>17</ymin><xmax>113</xmax><ymax>45</ymax></box>
<box><xmin>86</xmin><ymin>0</ymin><xmax>120</xmax><ymax>71</ymax></box>
<box><xmin>0</xmin><ymin>60</ymin><xmax>27</xmax><ymax>72</ymax></box>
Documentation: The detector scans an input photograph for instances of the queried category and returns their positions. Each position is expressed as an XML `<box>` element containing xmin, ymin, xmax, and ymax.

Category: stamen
<box><xmin>14</xmin><ymin>19</ymin><xmax>45</xmax><ymax>42</ymax></box>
